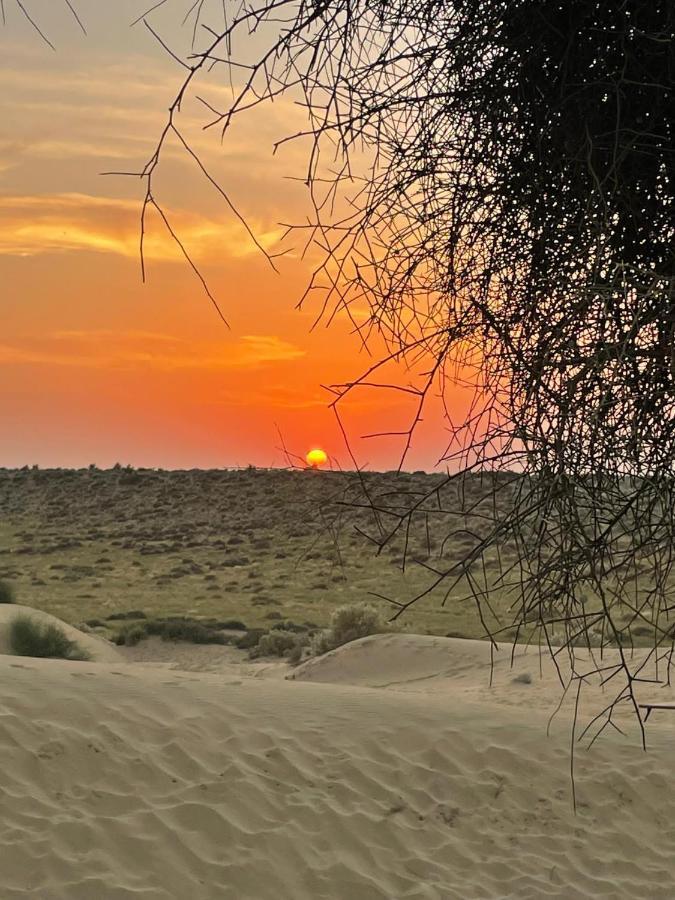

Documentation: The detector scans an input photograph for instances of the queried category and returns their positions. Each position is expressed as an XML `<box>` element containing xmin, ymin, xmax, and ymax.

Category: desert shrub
<box><xmin>213</xmin><ymin>618</ymin><xmax>247</xmax><ymax>630</ymax></box>
<box><xmin>249</xmin><ymin>629</ymin><xmax>297</xmax><ymax>659</ymax></box>
<box><xmin>145</xmin><ymin>618</ymin><xmax>228</xmax><ymax>645</ymax></box>
<box><xmin>9</xmin><ymin>615</ymin><xmax>90</xmax><ymax>661</ymax></box>
<box><xmin>0</xmin><ymin>581</ymin><xmax>15</xmax><ymax>604</ymax></box>
<box><xmin>222</xmin><ymin>556</ymin><xmax>250</xmax><ymax>567</ymax></box>
<box><xmin>161</xmin><ymin>621</ymin><xmax>225</xmax><ymax>644</ymax></box>
<box><xmin>312</xmin><ymin>603</ymin><xmax>386</xmax><ymax>655</ymax></box>
<box><xmin>287</xmin><ymin>635</ymin><xmax>309</xmax><ymax>666</ymax></box>
<box><xmin>235</xmin><ymin>628</ymin><xmax>266</xmax><ymax>650</ymax></box>
<box><xmin>271</xmin><ymin>620</ymin><xmax>307</xmax><ymax>633</ymax></box>
<box><xmin>115</xmin><ymin>624</ymin><xmax>148</xmax><ymax>647</ymax></box>
<box><xmin>114</xmin><ymin>617</ymin><xmax>232</xmax><ymax>646</ymax></box>
<box><xmin>106</xmin><ymin>610</ymin><xmax>147</xmax><ymax>621</ymax></box>
<box><xmin>632</xmin><ymin>624</ymin><xmax>655</xmax><ymax>638</ymax></box>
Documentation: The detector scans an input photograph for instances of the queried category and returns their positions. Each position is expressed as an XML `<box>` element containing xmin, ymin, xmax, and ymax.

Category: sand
<box><xmin>1</xmin><ymin>624</ymin><xmax>675</xmax><ymax>898</ymax></box>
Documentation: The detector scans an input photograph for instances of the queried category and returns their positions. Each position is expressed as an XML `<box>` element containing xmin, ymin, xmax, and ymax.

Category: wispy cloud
<box><xmin>0</xmin><ymin>331</ymin><xmax>305</xmax><ymax>370</ymax></box>
<box><xmin>0</xmin><ymin>192</ymin><xmax>282</xmax><ymax>261</ymax></box>
<box><xmin>211</xmin><ymin>384</ymin><xmax>329</xmax><ymax>410</ymax></box>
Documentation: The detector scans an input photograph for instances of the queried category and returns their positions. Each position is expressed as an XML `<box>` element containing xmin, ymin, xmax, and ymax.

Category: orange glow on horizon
<box><xmin>0</xmin><ymin>22</ymin><xmax>481</xmax><ymax>472</ymax></box>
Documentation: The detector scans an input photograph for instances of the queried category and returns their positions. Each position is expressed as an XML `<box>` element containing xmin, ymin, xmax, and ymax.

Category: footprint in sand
<box><xmin>37</xmin><ymin>741</ymin><xmax>65</xmax><ymax>760</ymax></box>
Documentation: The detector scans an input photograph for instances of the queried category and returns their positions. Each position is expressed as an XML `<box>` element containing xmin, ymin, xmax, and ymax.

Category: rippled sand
<box><xmin>1</xmin><ymin>625</ymin><xmax>674</xmax><ymax>898</ymax></box>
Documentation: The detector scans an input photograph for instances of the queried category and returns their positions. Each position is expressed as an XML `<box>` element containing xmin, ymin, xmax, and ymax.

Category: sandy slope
<box><xmin>291</xmin><ymin>632</ymin><xmax>675</xmax><ymax>719</ymax></box>
<box><xmin>1</xmin><ymin>634</ymin><xmax>675</xmax><ymax>899</ymax></box>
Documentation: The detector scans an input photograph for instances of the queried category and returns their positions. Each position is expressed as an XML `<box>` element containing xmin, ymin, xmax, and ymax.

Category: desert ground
<box><xmin>0</xmin><ymin>467</ymin><xmax>521</xmax><ymax>641</ymax></box>
<box><xmin>1</xmin><ymin>468</ymin><xmax>674</xmax><ymax>898</ymax></box>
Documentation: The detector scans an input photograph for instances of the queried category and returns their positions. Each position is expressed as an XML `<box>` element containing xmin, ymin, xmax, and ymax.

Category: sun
<box><xmin>306</xmin><ymin>448</ymin><xmax>328</xmax><ymax>469</ymax></box>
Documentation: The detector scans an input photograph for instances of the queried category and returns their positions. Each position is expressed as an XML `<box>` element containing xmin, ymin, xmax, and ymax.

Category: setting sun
<box><xmin>305</xmin><ymin>448</ymin><xmax>328</xmax><ymax>468</ymax></box>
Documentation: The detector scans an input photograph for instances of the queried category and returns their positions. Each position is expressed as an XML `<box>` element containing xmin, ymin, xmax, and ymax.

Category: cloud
<box><xmin>0</xmin><ymin>331</ymin><xmax>305</xmax><ymax>371</ymax></box>
<box><xmin>211</xmin><ymin>384</ymin><xmax>329</xmax><ymax>410</ymax></box>
<box><xmin>0</xmin><ymin>49</ymin><xmax>313</xmax><ymax>179</ymax></box>
<box><xmin>0</xmin><ymin>192</ymin><xmax>282</xmax><ymax>261</ymax></box>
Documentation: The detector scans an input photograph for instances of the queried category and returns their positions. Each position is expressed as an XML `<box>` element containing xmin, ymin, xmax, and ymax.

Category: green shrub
<box><xmin>106</xmin><ymin>610</ymin><xmax>147</xmax><ymax>621</ymax></box>
<box><xmin>217</xmin><ymin>619</ymin><xmax>248</xmax><ymax>630</ymax></box>
<box><xmin>115</xmin><ymin>624</ymin><xmax>147</xmax><ymax>647</ymax></box>
<box><xmin>632</xmin><ymin>624</ymin><xmax>655</xmax><ymax>638</ymax></box>
<box><xmin>249</xmin><ymin>629</ymin><xmax>298</xmax><ymax>659</ymax></box>
<box><xmin>270</xmin><ymin>620</ymin><xmax>308</xmax><ymax>633</ymax></box>
<box><xmin>115</xmin><ymin>616</ymin><xmax>231</xmax><ymax>646</ymax></box>
<box><xmin>0</xmin><ymin>581</ymin><xmax>15</xmax><ymax>604</ymax></box>
<box><xmin>312</xmin><ymin>603</ymin><xmax>385</xmax><ymax>655</ymax></box>
<box><xmin>150</xmin><ymin>619</ymin><xmax>227</xmax><ymax>644</ymax></box>
<box><xmin>9</xmin><ymin>615</ymin><xmax>91</xmax><ymax>661</ymax></box>
<box><xmin>287</xmin><ymin>637</ymin><xmax>308</xmax><ymax>666</ymax></box>
<box><xmin>235</xmin><ymin>629</ymin><xmax>266</xmax><ymax>650</ymax></box>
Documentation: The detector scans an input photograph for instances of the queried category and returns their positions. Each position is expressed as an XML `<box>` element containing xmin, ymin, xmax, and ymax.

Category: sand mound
<box><xmin>291</xmin><ymin>633</ymin><xmax>497</xmax><ymax>688</ymax></box>
<box><xmin>0</xmin><ymin>604</ymin><xmax>123</xmax><ymax>664</ymax></box>
<box><xmin>291</xmin><ymin>632</ymin><xmax>675</xmax><ymax>713</ymax></box>
<box><xmin>1</xmin><ymin>654</ymin><xmax>675</xmax><ymax>898</ymax></box>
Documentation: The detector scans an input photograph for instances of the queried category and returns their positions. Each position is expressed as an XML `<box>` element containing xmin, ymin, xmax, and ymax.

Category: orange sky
<box><xmin>1</xmin><ymin>2</ymin><xmax>467</xmax><ymax>470</ymax></box>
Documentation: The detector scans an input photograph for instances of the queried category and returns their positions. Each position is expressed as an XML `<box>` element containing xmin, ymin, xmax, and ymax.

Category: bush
<box><xmin>150</xmin><ymin>619</ymin><xmax>227</xmax><ymax>644</ymax></box>
<box><xmin>270</xmin><ymin>620</ymin><xmax>308</xmax><ymax>634</ymax></box>
<box><xmin>106</xmin><ymin>610</ymin><xmax>147</xmax><ymax>621</ymax></box>
<box><xmin>287</xmin><ymin>637</ymin><xmax>308</xmax><ymax>666</ymax></box>
<box><xmin>249</xmin><ymin>629</ymin><xmax>298</xmax><ymax>659</ymax></box>
<box><xmin>114</xmin><ymin>624</ymin><xmax>147</xmax><ymax>647</ymax></box>
<box><xmin>312</xmin><ymin>603</ymin><xmax>385</xmax><ymax>655</ymax></box>
<box><xmin>115</xmin><ymin>616</ymin><xmax>232</xmax><ymax>646</ymax></box>
<box><xmin>217</xmin><ymin>619</ymin><xmax>248</xmax><ymax>630</ymax></box>
<box><xmin>9</xmin><ymin>615</ymin><xmax>90</xmax><ymax>661</ymax></box>
<box><xmin>0</xmin><ymin>581</ymin><xmax>15</xmax><ymax>604</ymax></box>
<box><xmin>235</xmin><ymin>629</ymin><xmax>266</xmax><ymax>650</ymax></box>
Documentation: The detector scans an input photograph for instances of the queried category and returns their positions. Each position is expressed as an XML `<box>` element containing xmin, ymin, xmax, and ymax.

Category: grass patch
<box><xmin>0</xmin><ymin>580</ymin><xmax>14</xmax><ymax>604</ymax></box>
<box><xmin>9</xmin><ymin>615</ymin><xmax>91</xmax><ymax>661</ymax></box>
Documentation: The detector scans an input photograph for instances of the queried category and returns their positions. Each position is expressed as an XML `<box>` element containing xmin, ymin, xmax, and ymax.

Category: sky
<box><xmin>1</xmin><ymin>0</ymin><xmax>458</xmax><ymax>470</ymax></box>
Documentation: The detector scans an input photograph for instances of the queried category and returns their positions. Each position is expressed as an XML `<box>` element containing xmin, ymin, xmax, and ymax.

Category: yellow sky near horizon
<box><xmin>0</xmin><ymin>1</ymin><xmax>466</xmax><ymax>471</ymax></box>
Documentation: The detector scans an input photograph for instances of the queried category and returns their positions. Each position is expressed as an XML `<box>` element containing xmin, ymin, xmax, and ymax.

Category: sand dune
<box><xmin>291</xmin><ymin>632</ymin><xmax>675</xmax><ymax>718</ymax></box>
<box><xmin>1</xmin><ymin>635</ymin><xmax>675</xmax><ymax>899</ymax></box>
